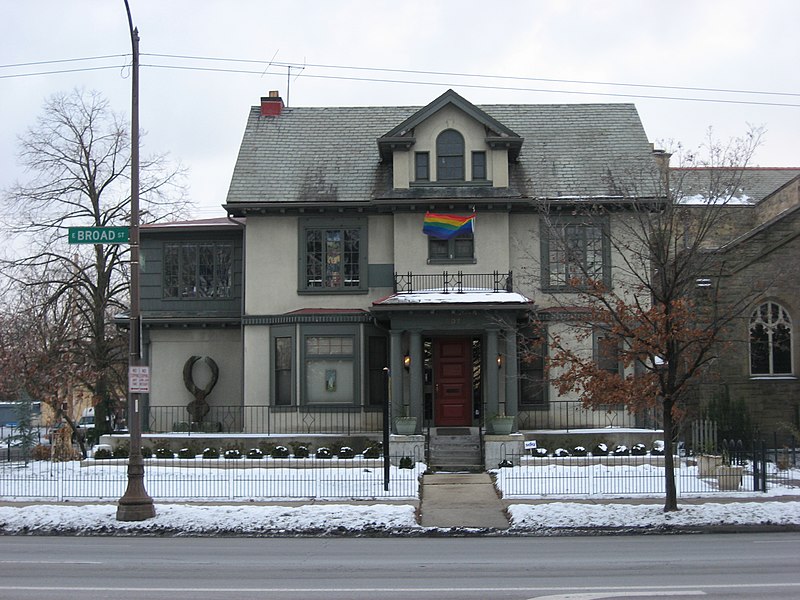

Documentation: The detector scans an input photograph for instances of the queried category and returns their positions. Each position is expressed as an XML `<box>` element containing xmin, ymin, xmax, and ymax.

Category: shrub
<box><xmin>86</xmin><ymin>428</ymin><xmax>101</xmax><ymax>446</ymax></box>
<box><xmin>246</xmin><ymin>448</ymin><xmax>264</xmax><ymax>459</ymax></box>
<box><xmin>141</xmin><ymin>446</ymin><xmax>153</xmax><ymax>459</ymax></box>
<box><xmin>93</xmin><ymin>447</ymin><xmax>113</xmax><ymax>460</ymax></box>
<box><xmin>631</xmin><ymin>443</ymin><xmax>647</xmax><ymax>456</ymax></box>
<box><xmin>531</xmin><ymin>447</ymin><xmax>548</xmax><ymax>458</ymax></box>
<box><xmin>338</xmin><ymin>446</ymin><xmax>355</xmax><ymax>459</ymax></box>
<box><xmin>398</xmin><ymin>456</ymin><xmax>414</xmax><ymax>469</ymax></box>
<box><xmin>271</xmin><ymin>445</ymin><xmax>290</xmax><ymax>459</ymax></box>
<box><xmin>572</xmin><ymin>446</ymin><xmax>588</xmax><ymax>457</ymax></box>
<box><xmin>224</xmin><ymin>448</ymin><xmax>242</xmax><ymax>459</ymax></box>
<box><xmin>112</xmin><ymin>445</ymin><xmax>129</xmax><ymax>459</ymax></box>
<box><xmin>202</xmin><ymin>447</ymin><xmax>220</xmax><ymax>459</ymax></box>
<box><xmin>553</xmin><ymin>448</ymin><xmax>571</xmax><ymax>457</ymax></box>
<box><xmin>32</xmin><ymin>444</ymin><xmax>51</xmax><ymax>461</ymax></box>
<box><xmin>178</xmin><ymin>447</ymin><xmax>195</xmax><ymax>459</ymax></box>
<box><xmin>592</xmin><ymin>443</ymin><xmax>609</xmax><ymax>456</ymax></box>
<box><xmin>651</xmin><ymin>440</ymin><xmax>666</xmax><ymax>456</ymax></box>
<box><xmin>293</xmin><ymin>445</ymin><xmax>310</xmax><ymax>459</ymax></box>
<box><xmin>362</xmin><ymin>445</ymin><xmax>382</xmax><ymax>459</ymax></box>
<box><xmin>498</xmin><ymin>459</ymin><xmax>513</xmax><ymax>468</ymax></box>
<box><xmin>154</xmin><ymin>447</ymin><xmax>174</xmax><ymax>459</ymax></box>
<box><xmin>315</xmin><ymin>447</ymin><xmax>332</xmax><ymax>459</ymax></box>
<box><xmin>612</xmin><ymin>445</ymin><xmax>629</xmax><ymax>456</ymax></box>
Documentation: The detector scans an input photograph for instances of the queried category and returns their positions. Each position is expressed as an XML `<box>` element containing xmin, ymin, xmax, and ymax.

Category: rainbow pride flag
<box><xmin>422</xmin><ymin>212</ymin><xmax>475</xmax><ymax>239</ymax></box>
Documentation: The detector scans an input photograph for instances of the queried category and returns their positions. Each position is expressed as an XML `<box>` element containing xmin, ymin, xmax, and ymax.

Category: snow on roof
<box><xmin>676</xmin><ymin>194</ymin><xmax>754</xmax><ymax>205</ymax></box>
<box><xmin>374</xmin><ymin>289</ymin><xmax>532</xmax><ymax>306</ymax></box>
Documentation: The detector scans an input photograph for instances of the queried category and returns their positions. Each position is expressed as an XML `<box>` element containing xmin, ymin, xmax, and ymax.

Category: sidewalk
<box><xmin>2</xmin><ymin>479</ymin><xmax>800</xmax><ymax>536</ymax></box>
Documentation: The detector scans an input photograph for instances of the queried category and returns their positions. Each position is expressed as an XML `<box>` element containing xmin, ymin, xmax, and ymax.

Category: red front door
<box><xmin>433</xmin><ymin>338</ymin><xmax>473</xmax><ymax>426</ymax></box>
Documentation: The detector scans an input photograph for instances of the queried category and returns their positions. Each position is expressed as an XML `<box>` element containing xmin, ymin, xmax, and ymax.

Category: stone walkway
<box><xmin>419</xmin><ymin>472</ymin><xmax>509</xmax><ymax>529</ymax></box>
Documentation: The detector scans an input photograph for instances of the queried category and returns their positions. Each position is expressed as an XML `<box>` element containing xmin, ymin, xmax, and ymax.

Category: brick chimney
<box><xmin>260</xmin><ymin>90</ymin><xmax>284</xmax><ymax>116</ymax></box>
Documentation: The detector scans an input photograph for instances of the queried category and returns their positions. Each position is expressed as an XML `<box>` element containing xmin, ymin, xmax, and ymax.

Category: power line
<box><xmin>144</xmin><ymin>52</ymin><xmax>800</xmax><ymax>100</ymax></box>
<box><xmin>0</xmin><ymin>64</ymin><xmax>126</xmax><ymax>80</ymax></box>
<box><xmin>140</xmin><ymin>62</ymin><xmax>800</xmax><ymax>108</ymax></box>
<box><xmin>3</xmin><ymin>52</ymin><xmax>799</xmax><ymax>108</ymax></box>
<box><xmin>0</xmin><ymin>54</ymin><xmax>128</xmax><ymax>69</ymax></box>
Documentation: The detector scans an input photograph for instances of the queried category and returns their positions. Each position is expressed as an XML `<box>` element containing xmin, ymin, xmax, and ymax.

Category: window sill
<box><xmin>749</xmin><ymin>375</ymin><xmax>797</xmax><ymax>381</ymax></box>
<box><xmin>410</xmin><ymin>180</ymin><xmax>492</xmax><ymax>188</ymax></box>
<box><xmin>427</xmin><ymin>258</ymin><xmax>477</xmax><ymax>265</ymax></box>
<box><xmin>298</xmin><ymin>289</ymin><xmax>368</xmax><ymax>295</ymax></box>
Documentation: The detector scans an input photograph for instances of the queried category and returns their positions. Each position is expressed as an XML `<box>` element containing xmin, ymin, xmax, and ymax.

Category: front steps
<box><xmin>427</xmin><ymin>427</ymin><xmax>482</xmax><ymax>472</ymax></box>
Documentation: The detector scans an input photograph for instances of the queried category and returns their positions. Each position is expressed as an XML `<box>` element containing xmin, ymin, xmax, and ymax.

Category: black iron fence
<box><xmin>145</xmin><ymin>405</ymin><xmax>383</xmax><ymax>435</ymax></box>
<box><xmin>394</xmin><ymin>271</ymin><xmax>513</xmax><ymax>294</ymax></box>
<box><xmin>0</xmin><ymin>449</ymin><xmax>424</xmax><ymax>501</ymax></box>
<box><xmin>496</xmin><ymin>439</ymin><xmax>799</xmax><ymax>498</ymax></box>
<box><xmin>517</xmin><ymin>401</ymin><xmax>661</xmax><ymax>431</ymax></box>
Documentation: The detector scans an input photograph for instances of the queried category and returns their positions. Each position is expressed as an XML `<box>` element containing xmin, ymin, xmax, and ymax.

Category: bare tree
<box><xmin>0</xmin><ymin>277</ymin><xmax>99</xmax><ymax>458</ymax></box>
<box><xmin>534</xmin><ymin>127</ymin><xmax>765</xmax><ymax>512</ymax></box>
<box><xmin>1</xmin><ymin>89</ymin><xmax>189</xmax><ymax>437</ymax></box>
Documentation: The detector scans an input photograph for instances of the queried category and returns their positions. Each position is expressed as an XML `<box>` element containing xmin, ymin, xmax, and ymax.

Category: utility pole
<box><xmin>117</xmin><ymin>0</ymin><xmax>155</xmax><ymax>521</ymax></box>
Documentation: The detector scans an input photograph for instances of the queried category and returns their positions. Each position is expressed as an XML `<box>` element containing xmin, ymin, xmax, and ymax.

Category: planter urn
<box><xmin>716</xmin><ymin>465</ymin><xmax>744</xmax><ymax>491</ymax></box>
<box><xmin>490</xmin><ymin>416</ymin><xmax>515</xmax><ymax>435</ymax></box>
<box><xmin>394</xmin><ymin>416</ymin><xmax>418</xmax><ymax>435</ymax></box>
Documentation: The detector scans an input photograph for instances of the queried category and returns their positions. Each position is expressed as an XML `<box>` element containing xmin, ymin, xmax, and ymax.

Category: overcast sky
<box><xmin>2</xmin><ymin>0</ymin><xmax>798</xmax><ymax>219</ymax></box>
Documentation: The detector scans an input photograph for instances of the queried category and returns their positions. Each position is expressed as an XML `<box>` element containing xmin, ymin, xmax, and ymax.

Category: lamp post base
<box><xmin>116</xmin><ymin>455</ymin><xmax>155</xmax><ymax>521</ymax></box>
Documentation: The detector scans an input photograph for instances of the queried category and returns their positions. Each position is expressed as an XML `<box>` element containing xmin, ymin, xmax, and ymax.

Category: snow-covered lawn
<box><xmin>494</xmin><ymin>461</ymin><xmax>800</xmax><ymax>498</ymax></box>
<box><xmin>506</xmin><ymin>501</ymin><xmax>800</xmax><ymax>531</ymax></box>
<box><xmin>0</xmin><ymin>458</ymin><xmax>426</xmax><ymax>501</ymax></box>
<box><xmin>2</xmin><ymin>500</ymin><xmax>800</xmax><ymax>535</ymax></box>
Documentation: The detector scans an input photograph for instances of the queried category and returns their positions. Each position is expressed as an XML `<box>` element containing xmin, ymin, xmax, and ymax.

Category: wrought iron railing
<box><xmin>394</xmin><ymin>271</ymin><xmax>513</xmax><ymax>294</ymax></box>
<box><xmin>145</xmin><ymin>405</ymin><xmax>383</xmax><ymax>435</ymax></box>
<box><xmin>517</xmin><ymin>401</ymin><xmax>661</xmax><ymax>431</ymax></box>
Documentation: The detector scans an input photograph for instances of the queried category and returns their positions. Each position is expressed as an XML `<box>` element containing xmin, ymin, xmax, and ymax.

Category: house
<box><xmin>138</xmin><ymin>89</ymin><xmax>665</xmax><ymax>459</ymax></box>
<box><xmin>675</xmin><ymin>167</ymin><xmax>800</xmax><ymax>440</ymax></box>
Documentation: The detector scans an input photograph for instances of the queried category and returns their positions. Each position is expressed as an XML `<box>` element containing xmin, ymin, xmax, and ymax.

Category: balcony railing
<box><xmin>146</xmin><ymin>405</ymin><xmax>383</xmax><ymax>435</ymax></box>
<box><xmin>394</xmin><ymin>271</ymin><xmax>513</xmax><ymax>294</ymax></box>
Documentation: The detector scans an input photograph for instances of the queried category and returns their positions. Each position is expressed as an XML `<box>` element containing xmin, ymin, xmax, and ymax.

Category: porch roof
<box><xmin>371</xmin><ymin>288</ymin><xmax>532</xmax><ymax>311</ymax></box>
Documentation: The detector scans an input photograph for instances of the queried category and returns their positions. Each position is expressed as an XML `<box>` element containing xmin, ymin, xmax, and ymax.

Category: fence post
<box><xmin>752</xmin><ymin>438</ymin><xmax>761</xmax><ymax>492</ymax></box>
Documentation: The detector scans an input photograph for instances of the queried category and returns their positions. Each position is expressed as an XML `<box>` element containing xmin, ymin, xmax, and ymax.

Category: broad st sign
<box><xmin>68</xmin><ymin>226</ymin><xmax>130</xmax><ymax>244</ymax></box>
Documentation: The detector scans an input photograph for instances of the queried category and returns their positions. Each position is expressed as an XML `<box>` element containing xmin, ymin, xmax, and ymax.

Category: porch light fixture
<box><xmin>403</xmin><ymin>354</ymin><xmax>411</xmax><ymax>370</ymax></box>
<box><xmin>496</xmin><ymin>354</ymin><xmax>503</xmax><ymax>368</ymax></box>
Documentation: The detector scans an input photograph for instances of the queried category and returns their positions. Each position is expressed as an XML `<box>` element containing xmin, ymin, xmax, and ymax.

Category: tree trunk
<box><xmin>662</xmin><ymin>396</ymin><xmax>679</xmax><ymax>512</ymax></box>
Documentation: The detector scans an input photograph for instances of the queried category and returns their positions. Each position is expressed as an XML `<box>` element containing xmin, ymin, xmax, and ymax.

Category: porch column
<box><xmin>485</xmin><ymin>327</ymin><xmax>500</xmax><ymax>419</ymax></box>
<box><xmin>504</xmin><ymin>327</ymin><xmax>519</xmax><ymax>418</ymax></box>
<box><xmin>390</xmin><ymin>329</ymin><xmax>404</xmax><ymax>424</ymax></box>
<box><xmin>409</xmin><ymin>330</ymin><xmax>423</xmax><ymax>431</ymax></box>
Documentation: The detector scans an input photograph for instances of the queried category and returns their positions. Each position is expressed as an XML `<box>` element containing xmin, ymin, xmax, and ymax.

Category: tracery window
<box><xmin>750</xmin><ymin>302</ymin><xmax>793</xmax><ymax>375</ymax></box>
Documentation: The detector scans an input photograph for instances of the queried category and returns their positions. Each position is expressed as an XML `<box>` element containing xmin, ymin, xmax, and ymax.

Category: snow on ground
<box><xmin>2</xmin><ymin>499</ymin><xmax>800</xmax><ymax>535</ymax></box>
<box><xmin>507</xmin><ymin>501</ymin><xmax>800</xmax><ymax>531</ymax></box>
<box><xmin>0</xmin><ymin>503</ymin><xmax>420</xmax><ymax>535</ymax></box>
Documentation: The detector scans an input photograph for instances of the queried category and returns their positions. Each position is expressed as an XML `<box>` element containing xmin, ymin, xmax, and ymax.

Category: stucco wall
<box><xmin>147</xmin><ymin>328</ymin><xmax>243</xmax><ymax>411</ymax></box>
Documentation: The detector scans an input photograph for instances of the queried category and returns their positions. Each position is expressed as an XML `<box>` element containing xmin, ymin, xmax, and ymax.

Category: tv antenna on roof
<box><xmin>286</xmin><ymin>61</ymin><xmax>306</xmax><ymax>107</ymax></box>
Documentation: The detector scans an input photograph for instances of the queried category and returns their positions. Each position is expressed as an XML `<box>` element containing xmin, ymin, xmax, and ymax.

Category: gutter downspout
<box><xmin>227</xmin><ymin>215</ymin><xmax>247</xmax><ymax>432</ymax></box>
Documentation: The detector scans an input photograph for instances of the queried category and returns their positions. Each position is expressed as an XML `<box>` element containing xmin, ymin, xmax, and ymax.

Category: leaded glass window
<box><xmin>163</xmin><ymin>241</ymin><xmax>233</xmax><ymax>299</ymax></box>
<box><xmin>750</xmin><ymin>302</ymin><xmax>793</xmax><ymax>375</ymax></box>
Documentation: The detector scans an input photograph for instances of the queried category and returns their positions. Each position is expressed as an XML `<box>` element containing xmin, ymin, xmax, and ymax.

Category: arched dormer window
<box><xmin>750</xmin><ymin>301</ymin><xmax>793</xmax><ymax>375</ymax></box>
<box><xmin>436</xmin><ymin>129</ymin><xmax>464</xmax><ymax>181</ymax></box>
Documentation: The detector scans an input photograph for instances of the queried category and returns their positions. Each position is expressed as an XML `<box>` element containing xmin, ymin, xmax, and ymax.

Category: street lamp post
<box><xmin>117</xmin><ymin>0</ymin><xmax>155</xmax><ymax>521</ymax></box>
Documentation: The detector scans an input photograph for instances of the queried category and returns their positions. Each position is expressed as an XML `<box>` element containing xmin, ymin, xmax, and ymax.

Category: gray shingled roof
<box><xmin>225</xmin><ymin>98</ymin><xmax>660</xmax><ymax>206</ymax></box>
<box><xmin>671</xmin><ymin>168</ymin><xmax>800</xmax><ymax>204</ymax></box>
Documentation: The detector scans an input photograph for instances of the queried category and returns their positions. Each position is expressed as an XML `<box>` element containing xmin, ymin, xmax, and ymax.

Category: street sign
<box><xmin>68</xmin><ymin>226</ymin><xmax>130</xmax><ymax>244</ymax></box>
<box><xmin>129</xmin><ymin>366</ymin><xmax>150</xmax><ymax>394</ymax></box>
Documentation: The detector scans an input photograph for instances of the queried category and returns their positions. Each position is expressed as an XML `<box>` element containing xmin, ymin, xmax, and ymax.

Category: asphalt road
<box><xmin>1</xmin><ymin>533</ymin><xmax>799</xmax><ymax>599</ymax></box>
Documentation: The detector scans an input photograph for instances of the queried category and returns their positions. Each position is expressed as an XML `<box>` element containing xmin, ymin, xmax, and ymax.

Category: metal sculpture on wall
<box><xmin>183</xmin><ymin>356</ymin><xmax>219</xmax><ymax>424</ymax></box>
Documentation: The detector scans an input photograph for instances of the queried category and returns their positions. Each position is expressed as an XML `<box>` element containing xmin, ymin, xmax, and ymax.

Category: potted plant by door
<box><xmin>394</xmin><ymin>406</ymin><xmax>418</xmax><ymax>435</ymax></box>
<box><xmin>489</xmin><ymin>414</ymin><xmax>515</xmax><ymax>435</ymax></box>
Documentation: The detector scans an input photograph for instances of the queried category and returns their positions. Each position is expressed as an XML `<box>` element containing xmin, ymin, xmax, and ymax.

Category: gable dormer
<box><xmin>377</xmin><ymin>89</ymin><xmax>523</xmax><ymax>190</ymax></box>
